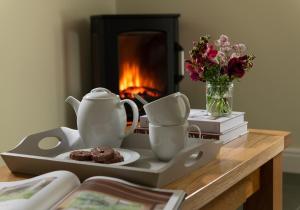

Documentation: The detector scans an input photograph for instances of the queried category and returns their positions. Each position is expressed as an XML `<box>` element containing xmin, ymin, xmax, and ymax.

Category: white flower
<box><xmin>215</xmin><ymin>34</ymin><xmax>230</xmax><ymax>48</ymax></box>
<box><xmin>217</xmin><ymin>51</ymin><xmax>227</xmax><ymax>66</ymax></box>
<box><xmin>220</xmin><ymin>34</ymin><xmax>229</xmax><ymax>43</ymax></box>
<box><xmin>230</xmin><ymin>52</ymin><xmax>240</xmax><ymax>59</ymax></box>
<box><xmin>220</xmin><ymin>46</ymin><xmax>232</xmax><ymax>53</ymax></box>
<box><xmin>232</xmin><ymin>43</ymin><xmax>247</xmax><ymax>55</ymax></box>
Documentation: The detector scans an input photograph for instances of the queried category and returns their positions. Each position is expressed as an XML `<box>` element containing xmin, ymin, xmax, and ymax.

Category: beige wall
<box><xmin>117</xmin><ymin>0</ymin><xmax>300</xmax><ymax>147</ymax></box>
<box><xmin>0</xmin><ymin>0</ymin><xmax>115</xmax><ymax>154</ymax></box>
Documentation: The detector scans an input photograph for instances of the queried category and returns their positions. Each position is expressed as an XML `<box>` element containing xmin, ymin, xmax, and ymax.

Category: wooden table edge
<box><xmin>248</xmin><ymin>129</ymin><xmax>291</xmax><ymax>148</ymax></box>
<box><xmin>0</xmin><ymin>129</ymin><xmax>291</xmax><ymax>210</ymax></box>
<box><xmin>181</xmin><ymin>134</ymin><xmax>285</xmax><ymax>209</ymax></box>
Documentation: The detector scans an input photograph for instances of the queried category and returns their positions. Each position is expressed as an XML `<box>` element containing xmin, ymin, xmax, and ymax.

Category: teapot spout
<box><xmin>65</xmin><ymin>96</ymin><xmax>80</xmax><ymax>115</ymax></box>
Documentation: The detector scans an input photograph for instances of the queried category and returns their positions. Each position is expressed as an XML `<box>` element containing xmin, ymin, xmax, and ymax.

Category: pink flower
<box><xmin>205</xmin><ymin>44</ymin><xmax>218</xmax><ymax>63</ymax></box>
<box><xmin>185</xmin><ymin>61</ymin><xmax>194</xmax><ymax>73</ymax></box>
<box><xmin>185</xmin><ymin>61</ymin><xmax>205</xmax><ymax>81</ymax></box>
<box><xmin>190</xmin><ymin>71</ymin><xmax>200</xmax><ymax>81</ymax></box>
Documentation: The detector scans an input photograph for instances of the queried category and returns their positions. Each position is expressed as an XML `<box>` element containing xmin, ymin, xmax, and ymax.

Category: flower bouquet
<box><xmin>185</xmin><ymin>34</ymin><xmax>255</xmax><ymax>117</ymax></box>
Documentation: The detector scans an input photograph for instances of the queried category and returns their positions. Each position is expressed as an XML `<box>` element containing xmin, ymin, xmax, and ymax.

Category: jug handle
<box><xmin>120</xmin><ymin>99</ymin><xmax>139</xmax><ymax>138</ymax></box>
<box><xmin>90</xmin><ymin>87</ymin><xmax>112</xmax><ymax>93</ymax></box>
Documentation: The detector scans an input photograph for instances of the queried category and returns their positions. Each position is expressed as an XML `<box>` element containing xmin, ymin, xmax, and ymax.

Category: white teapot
<box><xmin>65</xmin><ymin>87</ymin><xmax>139</xmax><ymax>147</ymax></box>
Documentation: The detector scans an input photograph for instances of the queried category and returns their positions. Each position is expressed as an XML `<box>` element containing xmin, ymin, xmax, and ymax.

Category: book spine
<box><xmin>188</xmin><ymin>120</ymin><xmax>219</xmax><ymax>133</ymax></box>
<box><xmin>139</xmin><ymin>116</ymin><xmax>149</xmax><ymax>128</ymax></box>
<box><xmin>140</xmin><ymin>112</ymin><xmax>245</xmax><ymax>133</ymax></box>
<box><xmin>134</xmin><ymin>128</ymin><xmax>221</xmax><ymax>140</ymax></box>
<box><xmin>140</xmin><ymin>116</ymin><xmax>219</xmax><ymax>133</ymax></box>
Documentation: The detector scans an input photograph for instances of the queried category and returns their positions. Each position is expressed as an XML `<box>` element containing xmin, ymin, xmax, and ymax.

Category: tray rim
<box><xmin>0</xmin><ymin>152</ymin><xmax>160</xmax><ymax>174</ymax></box>
<box><xmin>1</xmin><ymin>139</ymin><xmax>222</xmax><ymax>174</ymax></box>
<box><xmin>0</xmin><ymin>127</ymin><xmax>222</xmax><ymax>187</ymax></box>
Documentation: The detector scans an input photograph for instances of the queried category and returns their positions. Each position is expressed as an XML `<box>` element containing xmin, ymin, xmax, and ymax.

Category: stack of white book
<box><xmin>137</xmin><ymin>109</ymin><xmax>248</xmax><ymax>144</ymax></box>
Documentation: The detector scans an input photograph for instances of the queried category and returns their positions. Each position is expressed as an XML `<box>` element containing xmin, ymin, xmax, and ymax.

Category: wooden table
<box><xmin>0</xmin><ymin>129</ymin><xmax>290</xmax><ymax>210</ymax></box>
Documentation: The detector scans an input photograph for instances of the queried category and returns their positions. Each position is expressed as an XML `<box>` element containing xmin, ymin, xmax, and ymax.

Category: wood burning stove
<box><xmin>91</xmin><ymin>14</ymin><xmax>184</xmax><ymax>115</ymax></box>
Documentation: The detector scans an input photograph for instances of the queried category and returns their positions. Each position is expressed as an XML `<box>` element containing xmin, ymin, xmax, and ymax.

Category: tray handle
<box><xmin>167</xmin><ymin>140</ymin><xmax>221</xmax><ymax>170</ymax></box>
<box><xmin>9</xmin><ymin>127</ymin><xmax>85</xmax><ymax>157</ymax></box>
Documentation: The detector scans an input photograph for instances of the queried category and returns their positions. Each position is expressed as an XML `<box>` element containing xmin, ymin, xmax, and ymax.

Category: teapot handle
<box><xmin>90</xmin><ymin>87</ymin><xmax>112</xmax><ymax>93</ymax></box>
<box><xmin>120</xmin><ymin>99</ymin><xmax>139</xmax><ymax>138</ymax></box>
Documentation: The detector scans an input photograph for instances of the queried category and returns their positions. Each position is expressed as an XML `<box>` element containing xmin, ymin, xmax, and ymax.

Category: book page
<box><xmin>0</xmin><ymin>171</ymin><xmax>80</xmax><ymax>210</ymax></box>
<box><xmin>54</xmin><ymin>176</ymin><xmax>185</xmax><ymax>210</ymax></box>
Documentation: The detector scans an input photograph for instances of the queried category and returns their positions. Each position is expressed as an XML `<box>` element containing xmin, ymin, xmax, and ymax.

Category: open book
<box><xmin>0</xmin><ymin>171</ymin><xmax>185</xmax><ymax>210</ymax></box>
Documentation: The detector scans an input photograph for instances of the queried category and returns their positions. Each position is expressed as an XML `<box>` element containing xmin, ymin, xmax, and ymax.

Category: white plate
<box><xmin>55</xmin><ymin>148</ymin><xmax>140</xmax><ymax>166</ymax></box>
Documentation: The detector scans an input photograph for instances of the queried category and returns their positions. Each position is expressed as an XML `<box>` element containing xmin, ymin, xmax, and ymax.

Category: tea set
<box><xmin>65</xmin><ymin>87</ymin><xmax>202</xmax><ymax>162</ymax></box>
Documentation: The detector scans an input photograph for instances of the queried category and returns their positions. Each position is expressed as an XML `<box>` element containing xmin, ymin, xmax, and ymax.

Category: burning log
<box><xmin>120</xmin><ymin>86</ymin><xmax>162</xmax><ymax>99</ymax></box>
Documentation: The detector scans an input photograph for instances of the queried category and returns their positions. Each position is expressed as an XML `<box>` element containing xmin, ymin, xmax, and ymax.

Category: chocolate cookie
<box><xmin>69</xmin><ymin>150</ymin><xmax>92</xmax><ymax>161</ymax></box>
<box><xmin>91</xmin><ymin>146</ymin><xmax>114</xmax><ymax>163</ymax></box>
<box><xmin>106</xmin><ymin>151</ymin><xmax>124</xmax><ymax>164</ymax></box>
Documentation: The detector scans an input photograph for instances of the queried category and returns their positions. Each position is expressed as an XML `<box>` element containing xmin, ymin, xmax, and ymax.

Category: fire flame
<box><xmin>119</xmin><ymin>62</ymin><xmax>160</xmax><ymax>99</ymax></box>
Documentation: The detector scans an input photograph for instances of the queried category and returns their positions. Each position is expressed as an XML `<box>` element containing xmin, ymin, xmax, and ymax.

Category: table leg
<box><xmin>244</xmin><ymin>153</ymin><xmax>282</xmax><ymax>210</ymax></box>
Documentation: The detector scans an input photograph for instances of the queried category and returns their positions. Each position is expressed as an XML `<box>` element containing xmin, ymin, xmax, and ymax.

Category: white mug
<box><xmin>143</xmin><ymin>92</ymin><xmax>191</xmax><ymax>126</ymax></box>
<box><xmin>149</xmin><ymin>122</ymin><xmax>201</xmax><ymax>161</ymax></box>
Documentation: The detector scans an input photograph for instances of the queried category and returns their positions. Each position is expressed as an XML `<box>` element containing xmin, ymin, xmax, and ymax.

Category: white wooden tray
<box><xmin>1</xmin><ymin>127</ymin><xmax>222</xmax><ymax>187</ymax></box>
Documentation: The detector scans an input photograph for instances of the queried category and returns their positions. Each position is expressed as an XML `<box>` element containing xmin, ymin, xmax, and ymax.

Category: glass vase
<box><xmin>206</xmin><ymin>82</ymin><xmax>233</xmax><ymax>117</ymax></box>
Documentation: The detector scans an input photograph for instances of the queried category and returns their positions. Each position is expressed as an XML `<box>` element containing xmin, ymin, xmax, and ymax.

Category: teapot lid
<box><xmin>84</xmin><ymin>88</ymin><xmax>117</xmax><ymax>100</ymax></box>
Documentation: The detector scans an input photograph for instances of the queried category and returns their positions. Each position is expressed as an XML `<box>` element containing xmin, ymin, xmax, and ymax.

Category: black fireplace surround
<box><xmin>90</xmin><ymin>14</ymin><xmax>183</xmax><ymax>114</ymax></box>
